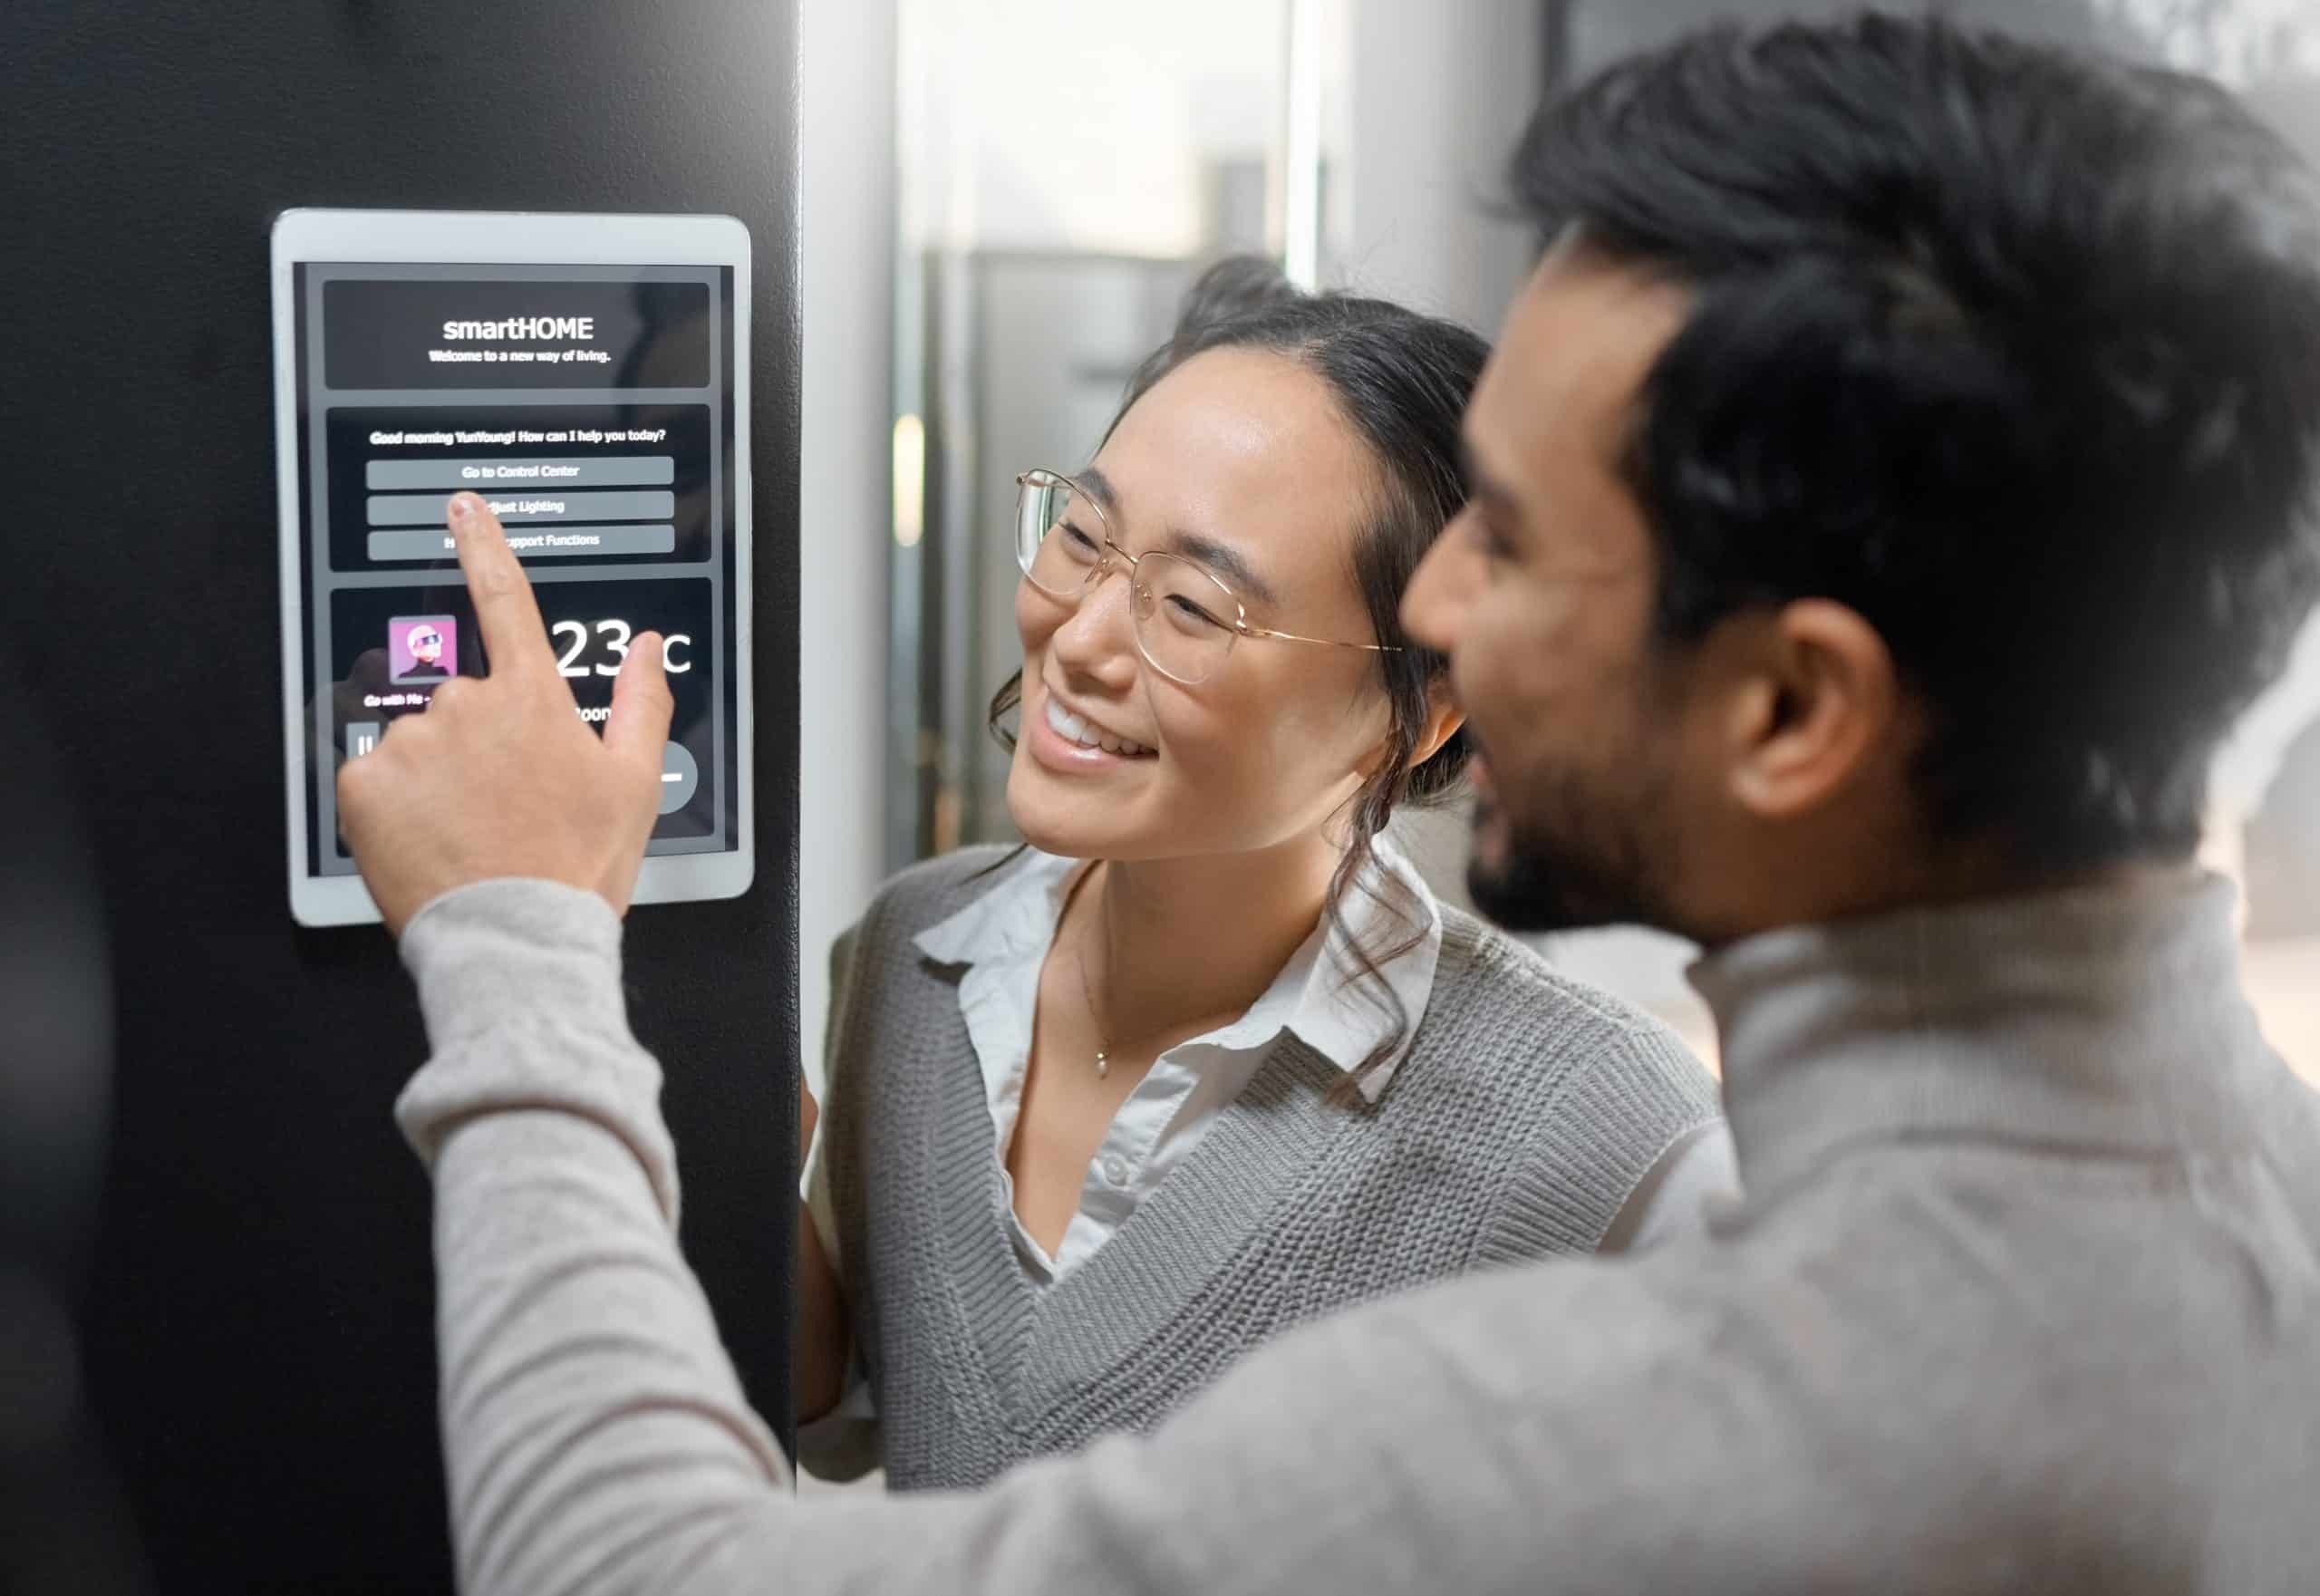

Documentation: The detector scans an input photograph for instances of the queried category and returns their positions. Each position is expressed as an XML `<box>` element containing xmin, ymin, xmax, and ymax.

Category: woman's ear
<box><xmin>1413</xmin><ymin>678</ymin><xmax>1465</xmax><ymax>769</ymax></box>
<box><xmin>1351</xmin><ymin>679</ymin><xmax>1464</xmax><ymax>784</ymax></box>
<box><xmin>1355</xmin><ymin>672</ymin><xmax>1465</xmax><ymax>779</ymax></box>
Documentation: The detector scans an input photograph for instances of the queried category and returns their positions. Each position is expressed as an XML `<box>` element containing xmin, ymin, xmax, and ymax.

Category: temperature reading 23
<box><xmin>550</xmin><ymin>617</ymin><xmax>694</xmax><ymax>678</ymax></box>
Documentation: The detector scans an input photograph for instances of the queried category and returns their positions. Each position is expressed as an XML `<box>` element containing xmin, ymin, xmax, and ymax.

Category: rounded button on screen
<box><xmin>657</xmin><ymin>741</ymin><xmax>700</xmax><ymax>816</ymax></box>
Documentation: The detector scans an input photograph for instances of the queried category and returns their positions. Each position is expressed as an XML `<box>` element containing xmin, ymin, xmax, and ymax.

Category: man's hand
<box><xmin>338</xmin><ymin>492</ymin><xmax>675</xmax><ymax>935</ymax></box>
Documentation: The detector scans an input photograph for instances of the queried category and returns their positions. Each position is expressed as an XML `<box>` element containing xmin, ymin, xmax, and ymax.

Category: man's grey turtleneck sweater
<box><xmin>394</xmin><ymin>866</ymin><xmax>2320</xmax><ymax>1594</ymax></box>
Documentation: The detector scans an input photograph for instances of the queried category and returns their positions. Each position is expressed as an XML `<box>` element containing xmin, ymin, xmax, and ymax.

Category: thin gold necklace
<box><xmin>1068</xmin><ymin>867</ymin><xmax>1114</xmax><ymax>1078</ymax></box>
<box><xmin>1074</xmin><ymin>943</ymin><xmax>1113</xmax><ymax>1078</ymax></box>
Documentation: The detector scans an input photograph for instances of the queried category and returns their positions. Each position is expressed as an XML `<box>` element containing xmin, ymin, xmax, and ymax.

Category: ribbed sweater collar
<box><xmin>1687</xmin><ymin>867</ymin><xmax>2273</xmax><ymax>1204</ymax></box>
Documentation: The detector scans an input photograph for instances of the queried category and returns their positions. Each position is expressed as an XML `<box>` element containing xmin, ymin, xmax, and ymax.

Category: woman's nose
<box><xmin>1049</xmin><ymin>566</ymin><xmax>1142</xmax><ymax>690</ymax></box>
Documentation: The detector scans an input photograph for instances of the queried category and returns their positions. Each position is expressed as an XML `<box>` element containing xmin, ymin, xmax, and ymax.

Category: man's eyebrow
<box><xmin>1167</xmin><ymin>529</ymin><xmax>1281</xmax><ymax>608</ymax></box>
<box><xmin>1460</xmin><ymin>438</ymin><xmax>1520</xmax><ymax>517</ymax></box>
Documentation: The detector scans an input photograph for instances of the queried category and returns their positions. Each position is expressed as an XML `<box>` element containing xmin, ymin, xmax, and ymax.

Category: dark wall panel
<box><xmin>0</xmin><ymin>5</ymin><xmax>800</xmax><ymax>1591</ymax></box>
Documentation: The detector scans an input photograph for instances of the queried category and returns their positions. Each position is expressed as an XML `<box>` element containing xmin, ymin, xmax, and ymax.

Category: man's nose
<box><xmin>1401</xmin><ymin>526</ymin><xmax>1464</xmax><ymax>653</ymax></box>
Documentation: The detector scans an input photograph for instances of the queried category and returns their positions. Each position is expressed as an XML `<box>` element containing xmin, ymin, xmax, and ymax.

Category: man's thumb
<box><xmin>605</xmin><ymin>632</ymin><xmax>674</xmax><ymax>767</ymax></box>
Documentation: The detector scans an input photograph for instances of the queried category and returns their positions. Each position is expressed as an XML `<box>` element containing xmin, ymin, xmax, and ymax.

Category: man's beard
<box><xmin>1465</xmin><ymin>763</ymin><xmax>1677</xmax><ymax>936</ymax></box>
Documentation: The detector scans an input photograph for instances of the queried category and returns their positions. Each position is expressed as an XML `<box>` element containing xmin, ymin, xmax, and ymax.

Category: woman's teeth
<box><xmin>1045</xmin><ymin>696</ymin><xmax>1152</xmax><ymax>757</ymax></box>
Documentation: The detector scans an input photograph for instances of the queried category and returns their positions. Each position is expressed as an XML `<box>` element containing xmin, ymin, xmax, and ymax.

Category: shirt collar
<box><xmin>911</xmin><ymin>849</ymin><xmax>1082</xmax><ymax>967</ymax></box>
<box><xmin>1686</xmin><ymin>867</ymin><xmax>2273</xmax><ymax>1203</ymax></box>
<box><xmin>913</xmin><ymin>840</ymin><xmax>1442</xmax><ymax>1102</ymax></box>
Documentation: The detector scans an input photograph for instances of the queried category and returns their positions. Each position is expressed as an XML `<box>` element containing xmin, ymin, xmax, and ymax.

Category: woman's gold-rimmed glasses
<box><xmin>1014</xmin><ymin>469</ymin><xmax>1401</xmax><ymax>687</ymax></box>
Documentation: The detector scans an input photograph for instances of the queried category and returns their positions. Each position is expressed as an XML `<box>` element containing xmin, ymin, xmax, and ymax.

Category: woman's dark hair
<box><xmin>1510</xmin><ymin>15</ymin><xmax>2320</xmax><ymax>874</ymax></box>
<box><xmin>988</xmin><ymin>256</ymin><xmax>1488</xmax><ymax>1098</ymax></box>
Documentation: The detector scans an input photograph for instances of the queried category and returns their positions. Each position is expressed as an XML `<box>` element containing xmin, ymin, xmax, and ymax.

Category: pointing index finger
<box><xmin>447</xmin><ymin>493</ymin><xmax>551</xmax><ymax>683</ymax></box>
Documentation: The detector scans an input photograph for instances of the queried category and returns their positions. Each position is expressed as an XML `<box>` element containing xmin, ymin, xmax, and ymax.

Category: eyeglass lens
<box><xmin>1015</xmin><ymin>472</ymin><xmax>1239</xmax><ymax>684</ymax></box>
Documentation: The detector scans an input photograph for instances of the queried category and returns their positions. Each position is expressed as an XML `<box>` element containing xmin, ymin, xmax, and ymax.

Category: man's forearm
<box><xmin>390</xmin><ymin>880</ymin><xmax>1126</xmax><ymax>1594</ymax></box>
<box><xmin>429</xmin><ymin>1108</ymin><xmax>792</xmax><ymax>1594</ymax></box>
<box><xmin>394</xmin><ymin>880</ymin><xmax>793</xmax><ymax>1592</ymax></box>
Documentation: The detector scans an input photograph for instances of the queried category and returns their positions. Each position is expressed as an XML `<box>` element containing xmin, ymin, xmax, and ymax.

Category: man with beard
<box><xmin>340</xmin><ymin>16</ymin><xmax>2320</xmax><ymax>1593</ymax></box>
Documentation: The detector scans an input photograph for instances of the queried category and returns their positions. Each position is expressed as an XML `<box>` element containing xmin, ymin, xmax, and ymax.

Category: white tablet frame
<box><xmin>271</xmin><ymin>208</ymin><xmax>755</xmax><ymax>926</ymax></box>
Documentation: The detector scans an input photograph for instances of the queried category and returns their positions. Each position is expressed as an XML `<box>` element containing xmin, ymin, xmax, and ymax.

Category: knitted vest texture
<box><xmin>823</xmin><ymin>846</ymin><xmax>1720</xmax><ymax>1492</ymax></box>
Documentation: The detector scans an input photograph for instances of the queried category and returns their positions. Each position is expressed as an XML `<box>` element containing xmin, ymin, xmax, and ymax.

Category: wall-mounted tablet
<box><xmin>271</xmin><ymin>208</ymin><xmax>754</xmax><ymax>926</ymax></box>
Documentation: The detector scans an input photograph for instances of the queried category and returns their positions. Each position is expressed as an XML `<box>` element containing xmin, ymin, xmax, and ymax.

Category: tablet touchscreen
<box><xmin>285</xmin><ymin>257</ymin><xmax>744</xmax><ymax>916</ymax></box>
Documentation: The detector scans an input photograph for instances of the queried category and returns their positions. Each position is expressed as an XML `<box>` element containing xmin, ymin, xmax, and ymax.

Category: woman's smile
<box><xmin>1029</xmin><ymin>682</ymin><xmax>1157</xmax><ymax>773</ymax></box>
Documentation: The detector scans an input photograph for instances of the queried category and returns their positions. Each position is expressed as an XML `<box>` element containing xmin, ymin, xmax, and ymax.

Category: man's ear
<box><xmin>1724</xmin><ymin>599</ymin><xmax>1900</xmax><ymax>821</ymax></box>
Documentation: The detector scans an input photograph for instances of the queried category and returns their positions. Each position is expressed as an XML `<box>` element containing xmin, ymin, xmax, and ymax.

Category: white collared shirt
<box><xmin>833</xmin><ymin>839</ymin><xmax>1440</xmax><ymax>1282</ymax></box>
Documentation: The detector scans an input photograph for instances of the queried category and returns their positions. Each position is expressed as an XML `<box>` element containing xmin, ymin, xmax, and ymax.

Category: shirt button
<box><xmin>1101</xmin><ymin>1156</ymin><xmax>1130</xmax><ymax>1186</ymax></box>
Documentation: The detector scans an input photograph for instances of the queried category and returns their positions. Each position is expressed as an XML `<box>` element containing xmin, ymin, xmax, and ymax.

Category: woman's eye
<box><xmin>1164</xmin><ymin>594</ymin><xmax>1228</xmax><ymax>634</ymax></box>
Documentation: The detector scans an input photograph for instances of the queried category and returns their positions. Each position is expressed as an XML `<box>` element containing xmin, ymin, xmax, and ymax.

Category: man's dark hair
<box><xmin>1512</xmin><ymin>15</ymin><xmax>2320</xmax><ymax>872</ymax></box>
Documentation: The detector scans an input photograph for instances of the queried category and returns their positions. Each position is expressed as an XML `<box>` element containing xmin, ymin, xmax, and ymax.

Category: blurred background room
<box><xmin>802</xmin><ymin>0</ymin><xmax>2320</xmax><ymax>1091</ymax></box>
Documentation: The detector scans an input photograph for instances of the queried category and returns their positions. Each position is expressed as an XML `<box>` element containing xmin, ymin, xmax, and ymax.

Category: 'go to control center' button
<box><xmin>365</xmin><ymin>456</ymin><xmax>675</xmax><ymax>490</ymax></box>
<box><xmin>368</xmin><ymin>524</ymin><xmax>676</xmax><ymax>561</ymax></box>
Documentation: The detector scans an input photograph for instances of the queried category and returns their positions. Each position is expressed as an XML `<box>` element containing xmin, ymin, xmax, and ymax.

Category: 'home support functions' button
<box><xmin>365</xmin><ymin>456</ymin><xmax>676</xmax><ymax>490</ymax></box>
<box><xmin>367</xmin><ymin>525</ymin><xmax>677</xmax><ymax>561</ymax></box>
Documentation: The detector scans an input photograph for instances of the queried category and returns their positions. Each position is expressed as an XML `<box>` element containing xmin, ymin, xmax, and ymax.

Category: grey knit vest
<box><xmin>821</xmin><ymin>846</ymin><xmax>1721</xmax><ymax>1492</ymax></box>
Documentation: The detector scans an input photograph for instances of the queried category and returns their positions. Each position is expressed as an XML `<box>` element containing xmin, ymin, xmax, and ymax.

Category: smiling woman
<box><xmin>795</xmin><ymin>258</ymin><xmax>1734</xmax><ymax>1491</ymax></box>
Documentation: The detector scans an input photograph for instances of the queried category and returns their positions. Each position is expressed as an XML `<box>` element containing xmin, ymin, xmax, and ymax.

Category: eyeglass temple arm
<box><xmin>1238</xmin><ymin>624</ymin><xmax>1403</xmax><ymax>653</ymax></box>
